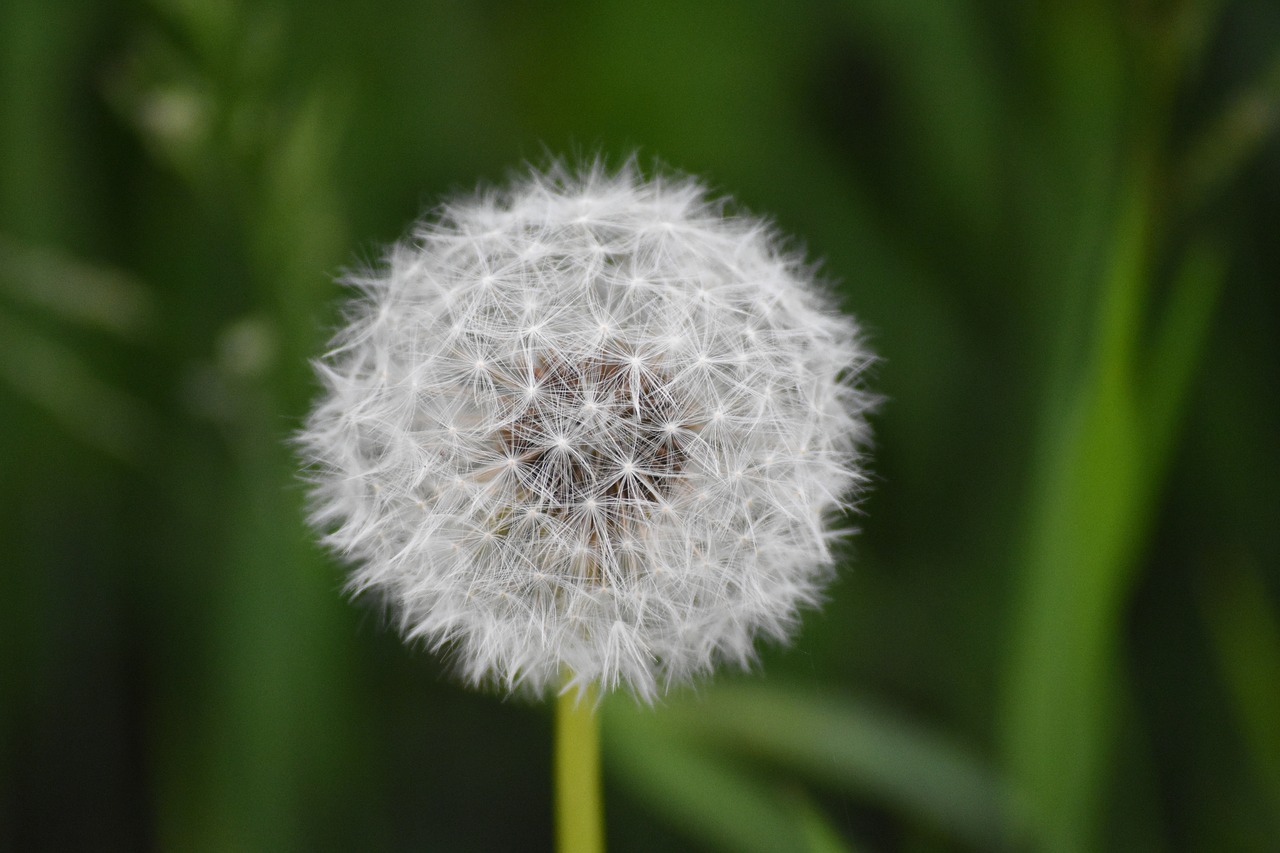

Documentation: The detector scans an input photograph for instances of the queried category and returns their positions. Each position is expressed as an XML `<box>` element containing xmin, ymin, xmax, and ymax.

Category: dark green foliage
<box><xmin>2</xmin><ymin>1</ymin><xmax>1276</xmax><ymax>850</ymax></box>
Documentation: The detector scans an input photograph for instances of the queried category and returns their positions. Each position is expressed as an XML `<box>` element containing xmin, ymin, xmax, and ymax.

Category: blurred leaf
<box><xmin>107</xmin><ymin>2</ymin><xmax>356</xmax><ymax>849</ymax></box>
<box><xmin>827</xmin><ymin>0</ymin><xmax>1004</xmax><ymax>238</ymax></box>
<box><xmin>0</xmin><ymin>310</ymin><xmax>157</xmax><ymax>463</ymax></box>
<box><xmin>0</xmin><ymin>0</ymin><xmax>105</xmax><ymax>242</ymax></box>
<box><xmin>1002</xmin><ymin>170</ymin><xmax>1154</xmax><ymax>852</ymax></box>
<box><xmin>148</xmin><ymin>0</ymin><xmax>248</xmax><ymax>68</ymax></box>
<box><xmin>610</xmin><ymin>682</ymin><xmax>1017</xmax><ymax>849</ymax></box>
<box><xmin>792</xmin><ymin>791</ymin><xmax>861</xmax><ymax>853</ymax></box>
<box><xmin>0</xmin><ymin>234</ymin><xmax>156</xmax><ymax>338</ymax></box>
<box><xmin>1178</xmin><ymin>49</ymin><xmax>1280</xmax><ymax>213</ymax></box>
<box><xmin>250</xmin><ymin>82</ymin><xmax>349</xmax><ymax>380</ymax></box>
<box><xmin>1004</xmin><ymin>138</ymin><xmax>1225</xmax><ymax>847</ymax></box>
<box><xmin>1144</xmin><ymin>241</ymin><xmax>1226</xmax><ymax>455</ymax></box>
<box><xmin>106</xmin><ymin>64</ymin><xmax>216</xmax><ymax>189</ymax></box>
<box><xmin>1199</xmin><ymin>555</ymin><xmax>1280</xmax><ymax>827</ymax></box>
<box><xmin>605</xmin><ymin>698</ymin><xmax>855</xmax><ymax>853</ymax></box>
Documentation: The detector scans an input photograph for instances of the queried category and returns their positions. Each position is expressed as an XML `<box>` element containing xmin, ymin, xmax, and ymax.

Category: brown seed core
<box><xmin>489</xmin><ymin>350</ymin><xmax>698</xmax><ymax>577</ymax></box>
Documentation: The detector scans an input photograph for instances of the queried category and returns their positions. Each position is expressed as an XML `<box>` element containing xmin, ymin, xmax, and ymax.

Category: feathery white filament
<box><xmin>299</xmin><ymin>161</ymin><xmax>875</xmax><ymax>698</ymax></box>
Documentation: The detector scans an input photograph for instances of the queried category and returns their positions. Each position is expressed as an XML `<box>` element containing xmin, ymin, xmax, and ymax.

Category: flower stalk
<box><xmin>555</xmin><ymin>680</ymin><xmax>604</xmax><ymax>853</ymax></box>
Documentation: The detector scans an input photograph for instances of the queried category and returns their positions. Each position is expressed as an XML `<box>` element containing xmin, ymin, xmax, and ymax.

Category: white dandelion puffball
<box><xmin>300</xmin><ymin>161</ymin><xmax>876</xmax><ymax>699</ymax></box>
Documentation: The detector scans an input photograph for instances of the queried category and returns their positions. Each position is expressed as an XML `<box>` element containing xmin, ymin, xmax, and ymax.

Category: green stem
<box><xmin>555</xmin><ymin>680</ymin><xmax>604</xmax><ymax>853</ymax></box>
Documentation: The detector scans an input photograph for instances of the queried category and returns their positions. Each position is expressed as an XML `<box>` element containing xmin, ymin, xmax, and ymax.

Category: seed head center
<box><xmin>496</xmin><ymin>351</ymin><xmax>690</xmax><ymax>528</ymax></box>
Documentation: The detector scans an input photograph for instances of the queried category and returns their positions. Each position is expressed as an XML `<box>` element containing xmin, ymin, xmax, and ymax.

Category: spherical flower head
<box><xmin>299</xmin><ymin>160</ymin><xmax>876</xmax><ymax>700</ymax></box>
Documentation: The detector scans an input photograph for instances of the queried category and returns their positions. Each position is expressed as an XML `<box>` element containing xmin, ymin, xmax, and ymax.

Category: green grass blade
<box><xmin>1199</xmin><ymin>556</ymin><xmax>1280</xmax><ymax>828</ymax></box>
<box><xmin>605</xmin><ymin>698</ymin><xmax>837</xmax><ymax>853</ymax></box>
<box><xmin>1002</xmin><ymin>171</ymin><xmax>1152</xmax><ymax>852</ymax></box>
<box><xmin>625</xmin><ymin>683</ymin><xmax>1017</xmax><ymax>849</ymax></box>
<box><xmin>791</xmin><ymin>789</ymin><xmax>860</xmax><ymax>853</ymax></box>
<box><xmin>0</xmin><ymin>235</ymin><xmax>156</xmax><ymax>338</ymax></box>
<box><xmin>1144</xmin><ymin>241</ymin><xmax>1226</xmax><ymax>458</ymax></box>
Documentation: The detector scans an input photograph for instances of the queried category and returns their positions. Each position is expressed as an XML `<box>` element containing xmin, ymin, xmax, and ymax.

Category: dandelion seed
<box><xmin>299</xmin><ymin>159</ymin><xmax>876</xmax><ymax>699</ymax></box>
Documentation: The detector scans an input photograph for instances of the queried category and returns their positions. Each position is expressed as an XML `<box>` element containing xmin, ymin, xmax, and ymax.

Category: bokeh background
<box><xmin>3</xmin><ymin>0</ymin><xmax>1278</xmax><ymax>850</ymax></box>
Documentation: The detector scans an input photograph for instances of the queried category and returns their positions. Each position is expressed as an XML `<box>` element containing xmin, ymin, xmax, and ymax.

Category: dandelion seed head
<box><xmin>299</xmin><ymin>159</ymin><xmax>876</xmax><ymax>699</ymax></box>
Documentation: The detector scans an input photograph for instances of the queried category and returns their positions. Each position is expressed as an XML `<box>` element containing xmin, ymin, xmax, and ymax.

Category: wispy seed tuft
<box><xmin>298</xmin><ymin>159</ymin><xmax>877</xmax><ymax>699</ymax></box>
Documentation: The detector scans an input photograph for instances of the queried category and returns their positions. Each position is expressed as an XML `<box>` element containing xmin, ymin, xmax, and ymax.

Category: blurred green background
<box><xmin>2</xmin><ymin>0</ymin><xmax>1278</xmax><ymax>850</ymax></box>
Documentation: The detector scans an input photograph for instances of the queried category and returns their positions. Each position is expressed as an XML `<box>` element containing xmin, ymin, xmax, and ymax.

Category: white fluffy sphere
<box><xmin>299</xmin><ymin>161</ymin><xmax>875</xmax><ymax>698</ymax></box>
